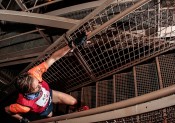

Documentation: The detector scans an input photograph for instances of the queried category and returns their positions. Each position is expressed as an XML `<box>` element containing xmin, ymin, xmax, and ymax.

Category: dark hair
<box><xmin>15</xmin><ymin>73</ymin><xmax>34</xmax><ymax>94</ymax></box>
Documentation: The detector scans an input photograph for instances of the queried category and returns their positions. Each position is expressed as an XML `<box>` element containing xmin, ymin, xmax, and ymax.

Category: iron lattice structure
<box><xmin>10</xmin><ymin>0</ymin><xmax>175</xmax><ymax>123</ymax></box>
<box><xmin>20</xmin><ymin>0</ymin><xmax>175</xmax><ymax>92</ymax></box>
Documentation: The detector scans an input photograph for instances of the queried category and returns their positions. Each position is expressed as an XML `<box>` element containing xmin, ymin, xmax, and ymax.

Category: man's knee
<box><xmin>47</xmin><ymin>111</ymin><xmax>53</xmax><ymax>117</ymax></box>
<box><xmin>70</xmin><ymin>98</ymin><xmax>77</xmax><ymax>105</ymax></box>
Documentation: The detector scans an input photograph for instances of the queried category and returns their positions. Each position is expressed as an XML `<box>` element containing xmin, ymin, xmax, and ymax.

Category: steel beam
<box><xmin>0</xmin><ymin>45</ymin><xmax>48</xmax><ymax>67</ymax></box>
<box><xmin>0</xmin><ymin>58</ymin><xmax>36</xmax><ymax>67</ymax></box>
<box><xmin>47</xmin><ymin>0</ymin><xmax>138</xmax><ymax>16</ymax></box>
<box><xmin>0</xmin><ymin>10</ymin><xmax>79</xmax><ymax>29</ymax></box>
<box><xmin>15</xmin><ymin>0</ymin><xmax>27</xmax><ymax>10</ymax></box>
<box><xmin>26</xmin><ymin>0</ymin><xmax>63</xmax><ymax>11</ymax></box>
<box><xmin>0</xmin><ymin>52</ymin><xmax>41</xmax><ymax>63</ymax></box>
<box><xmin>37</xmin><ymin>28</ymin><xmax>52</xmax><ymax>44</ymax></box>
<box><xmin>46</xmin><ymin>0</ymin><xmax>107</xmax><ymax>16</ymax></box>
<box><xmin>0</xmin><ymin>29</ymin><xmax>44</xmax><ymax>42</ymax></box>
<box><xmin>15</xmin><ymin>0</ymin><xmax>53</xmax><ymax>44</ymax></box>
<box><xmin>0</xmin><ymin>3</ymin><xmax>5</xmax><ymax>9</ymax></box>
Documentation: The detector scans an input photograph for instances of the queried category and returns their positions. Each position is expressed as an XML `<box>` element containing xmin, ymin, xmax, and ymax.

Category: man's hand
<box><xmin>20</xmin><ymin>117</ymin><xmax>30</xmax><ymax>123</ymax></box>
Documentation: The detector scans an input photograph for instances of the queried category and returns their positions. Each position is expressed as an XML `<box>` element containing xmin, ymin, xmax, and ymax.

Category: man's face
<box><xmin>30</xmin><ymin>77</ymin><xmax>42</xmax><ymax>93</ymax></box>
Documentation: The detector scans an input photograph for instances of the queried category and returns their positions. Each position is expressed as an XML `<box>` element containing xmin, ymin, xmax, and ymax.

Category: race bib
<box><xmin>36</xmin><ymin>87</ymin><xmax>50</xmax><ymax>107</ymax></box>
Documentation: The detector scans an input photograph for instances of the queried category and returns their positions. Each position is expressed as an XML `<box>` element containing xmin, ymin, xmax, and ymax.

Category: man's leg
<box><xmin>47</xmin><ymin>112</ymin><xmax>53</xmax><ymax>117</ymax></box>
<box><xmin>52</xmin><ymin>90</ymin><xmax>77</xmax><ymax>105</ymax></box>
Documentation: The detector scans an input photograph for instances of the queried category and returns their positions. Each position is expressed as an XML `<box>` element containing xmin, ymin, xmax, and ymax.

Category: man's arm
<box><xmin>5</xmin><ymin>105</ymin><xmax>30</xmax><ymax>122</ymax></box>
<box><xmin>45</xmin><ymin>31</ymin><xmax>90</xmax><ymax>68</ymax></box>
<box><xmin>28</xmin><ymin>46</ymin><xmax>71</xmax><ymax>81</ymax></box>
<box><xmin>5</xmin><ymin>106</ymin><xmax>23</xmax><ymax>120</ymax></box>
<box><xmin>45</xmin><ymin>45</ymin><xmax>71</xmax><ymax>68</ymax></box>
<box><xmin>28</xmin><ymin>31</ymin><xmax>89</xmax><ymax>78</ymax></box>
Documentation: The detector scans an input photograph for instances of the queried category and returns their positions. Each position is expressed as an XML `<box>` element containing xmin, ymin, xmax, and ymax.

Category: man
<box><xmin>5</xmin><ymin>32</ymin><xmax>89</xmax><ymax>123</ymax></box>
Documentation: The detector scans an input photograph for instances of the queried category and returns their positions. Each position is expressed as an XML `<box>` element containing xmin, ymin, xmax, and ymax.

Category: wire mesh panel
<box><xmin>166</xmin><ymin>105</ymin><xmax>175</xmax><ymax>122</ymax></box>
<box><xmin>67</xmin><ymin>0</ymin><xmax>138</xmax><ymax>79</ymax></box>
<box><xmin>70</xmin><ymin>1</ymin><xmax>137</xmax><ymax>76</ymax></box>
<box><xmin>96</xmin><ymin>116</ymin><xmax>138</xmax><ymax>123</ymax></box>
<box><xmin>135</xmin><ymin>62</ymin><xmax>160</xmax><ymax>96</ymax></box>
<box><xmin>138</xmin><ymin>109</ymin><xmax>164</xmax><ymax>123</ymax></box>
<box><xmin>97</xmin><ymin>80</ymin><xmax>114</xmax><ymax>107</ymax></box>
<box><xmin>112</xmin><ymin>116</ymin><xmax>138</xmax><ymax>123</ymax></box>
<box><xmin>114</xmin><ymin>72</ymin><xmax>135</xmax><ymax>102</ymax></box>
<box><xmin>62</xmin><ymin>8</ymin><xmax>95</xmax><ymax>20</ymax></box>
<box><xmin>82</xmin><ymin>86</ymin><xmax>96</xmax><ymax>109</ymax></box>
<box><xmin>158</xmin><ymin>53</ymin><xmax>175</xmax><ymax>88</ymax></box>
<box><xmin>68</xmin><ymin>1</ymin><xmax>136</xmax><ymax>38</ymax></box>
<box><xmin>69</xmin><ymin>0</ymin><xmax>175</xmax><ymax>83</ymax></box>
<box><xmin>70</xmin><ymin>91</ymin><xmax>82</xmax><ymax>102</ymax></box>
<box><xmin>69</xmin><ymin>90</ymin><xmax>82</xmax><ymax>113</ymax></box>
<box><xmin>43</xmin><ymin>55</ymin><xmax>92</xmax><ymax>91</ymax></box>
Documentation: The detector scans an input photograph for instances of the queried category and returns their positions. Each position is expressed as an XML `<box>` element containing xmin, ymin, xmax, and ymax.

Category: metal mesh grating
<box><xmin>158</xmin><ymin>53</ymin><xmax>175</xmax><ymax>88</ymax></box>
<box><xmin>166</xmin><ymin>105</ymin><xmax>175</xmax><ymax>122</ymax></box>
<box><xmin>43</xmin><ymin>55</ymin><xmax>92</xmax><ymax>91</ymax></box>
<box><xmin>135</xmin><ymin>62</ymin><xmax>160</xmax><ymax>96</ymax></box>
<box><xmin>68</xmin><ymin>0</ymin><xmax>137</xmax><ymax>78</ymax></box>
<box><xmin>97</xmin><ymin>80</ymin><xmax>114</xmax><ymax>107</ymax></box>
<box><xmin>69</xmin><ymin>90</ymin><xmax>82</xmax><ymax>113</ymax></box>
<box><xmin>68</xmin><ymin>1</ymin><xmax>136</xmax><ymax>39</ymax></box>
<box><xmin>70</xmin><ymin>91</ymin><xmax>82</xmax><ymax>101</ymax></box>
<box><xmin>82</xmin><ymin>86</ymin><xmax>96</xmax><ymax>108</ymax></box>
<box><xmin>74</xmin><ymin>0</ymin><xmax>175</xmax><ymax>80</ymax></box>
<box><xmin>114</xmin><ymin>72</ymin><xmax>135</xmax><ymax>102</ymax></box>
<box><xmin>97</xmin><ymin>116</ymin><xmax>138</xmax><ymax>123</ymax></box>
<box><xmin>138</xmin><ymin>109</ymin><xmax>164</xmax><ymax>123</ymax></box>
<box><xmin>61</xmin><ymin>7</ymin><xmax>95</xmax><ymax>20</ymax></box>
<box><xmin>114</xmin><ymin>116</ymin><xmax>138</xmax><ymax>123</ymax></box>
<box><xmin>94</xmin><ymin>105</ymin><xmax>175</xmax><ymax>123</ymax></box>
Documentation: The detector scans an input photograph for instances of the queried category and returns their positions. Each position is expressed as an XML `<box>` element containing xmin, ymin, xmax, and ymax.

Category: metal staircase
<box><xmin>1</xmin><ymin>0</ymin><xmax>175</xmax><ymax>122</ymax></box>
<box><xmin>31</xmin><ymin>51</ymin><xmax>175</xmax><ymax>123</ymax></box>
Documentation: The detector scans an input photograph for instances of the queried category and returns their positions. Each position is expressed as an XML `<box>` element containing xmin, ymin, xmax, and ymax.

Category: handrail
<box><xmin>31</xmin><ymin>84</ymin><xmax>175</xmax><ymax>123</ymax></box>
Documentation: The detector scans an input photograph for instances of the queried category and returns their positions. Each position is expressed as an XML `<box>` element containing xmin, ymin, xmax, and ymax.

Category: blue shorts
<box><xmin>40</xmin><ymin>89</ymin><xmax>53</xmax><ymax>116</ymax></box>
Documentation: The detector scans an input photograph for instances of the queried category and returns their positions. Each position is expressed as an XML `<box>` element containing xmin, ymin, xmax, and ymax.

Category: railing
<box><xmin>30</xmin><ymin>84</ymin><xmax>175</xmax><ymax>123</ymax></box>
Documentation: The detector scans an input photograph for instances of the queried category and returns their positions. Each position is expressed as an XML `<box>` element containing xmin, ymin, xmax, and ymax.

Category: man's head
<box><xmin>16</xmin><ymin>73</ymin><xmax>42</xmax><ymax>94</ymax></box>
